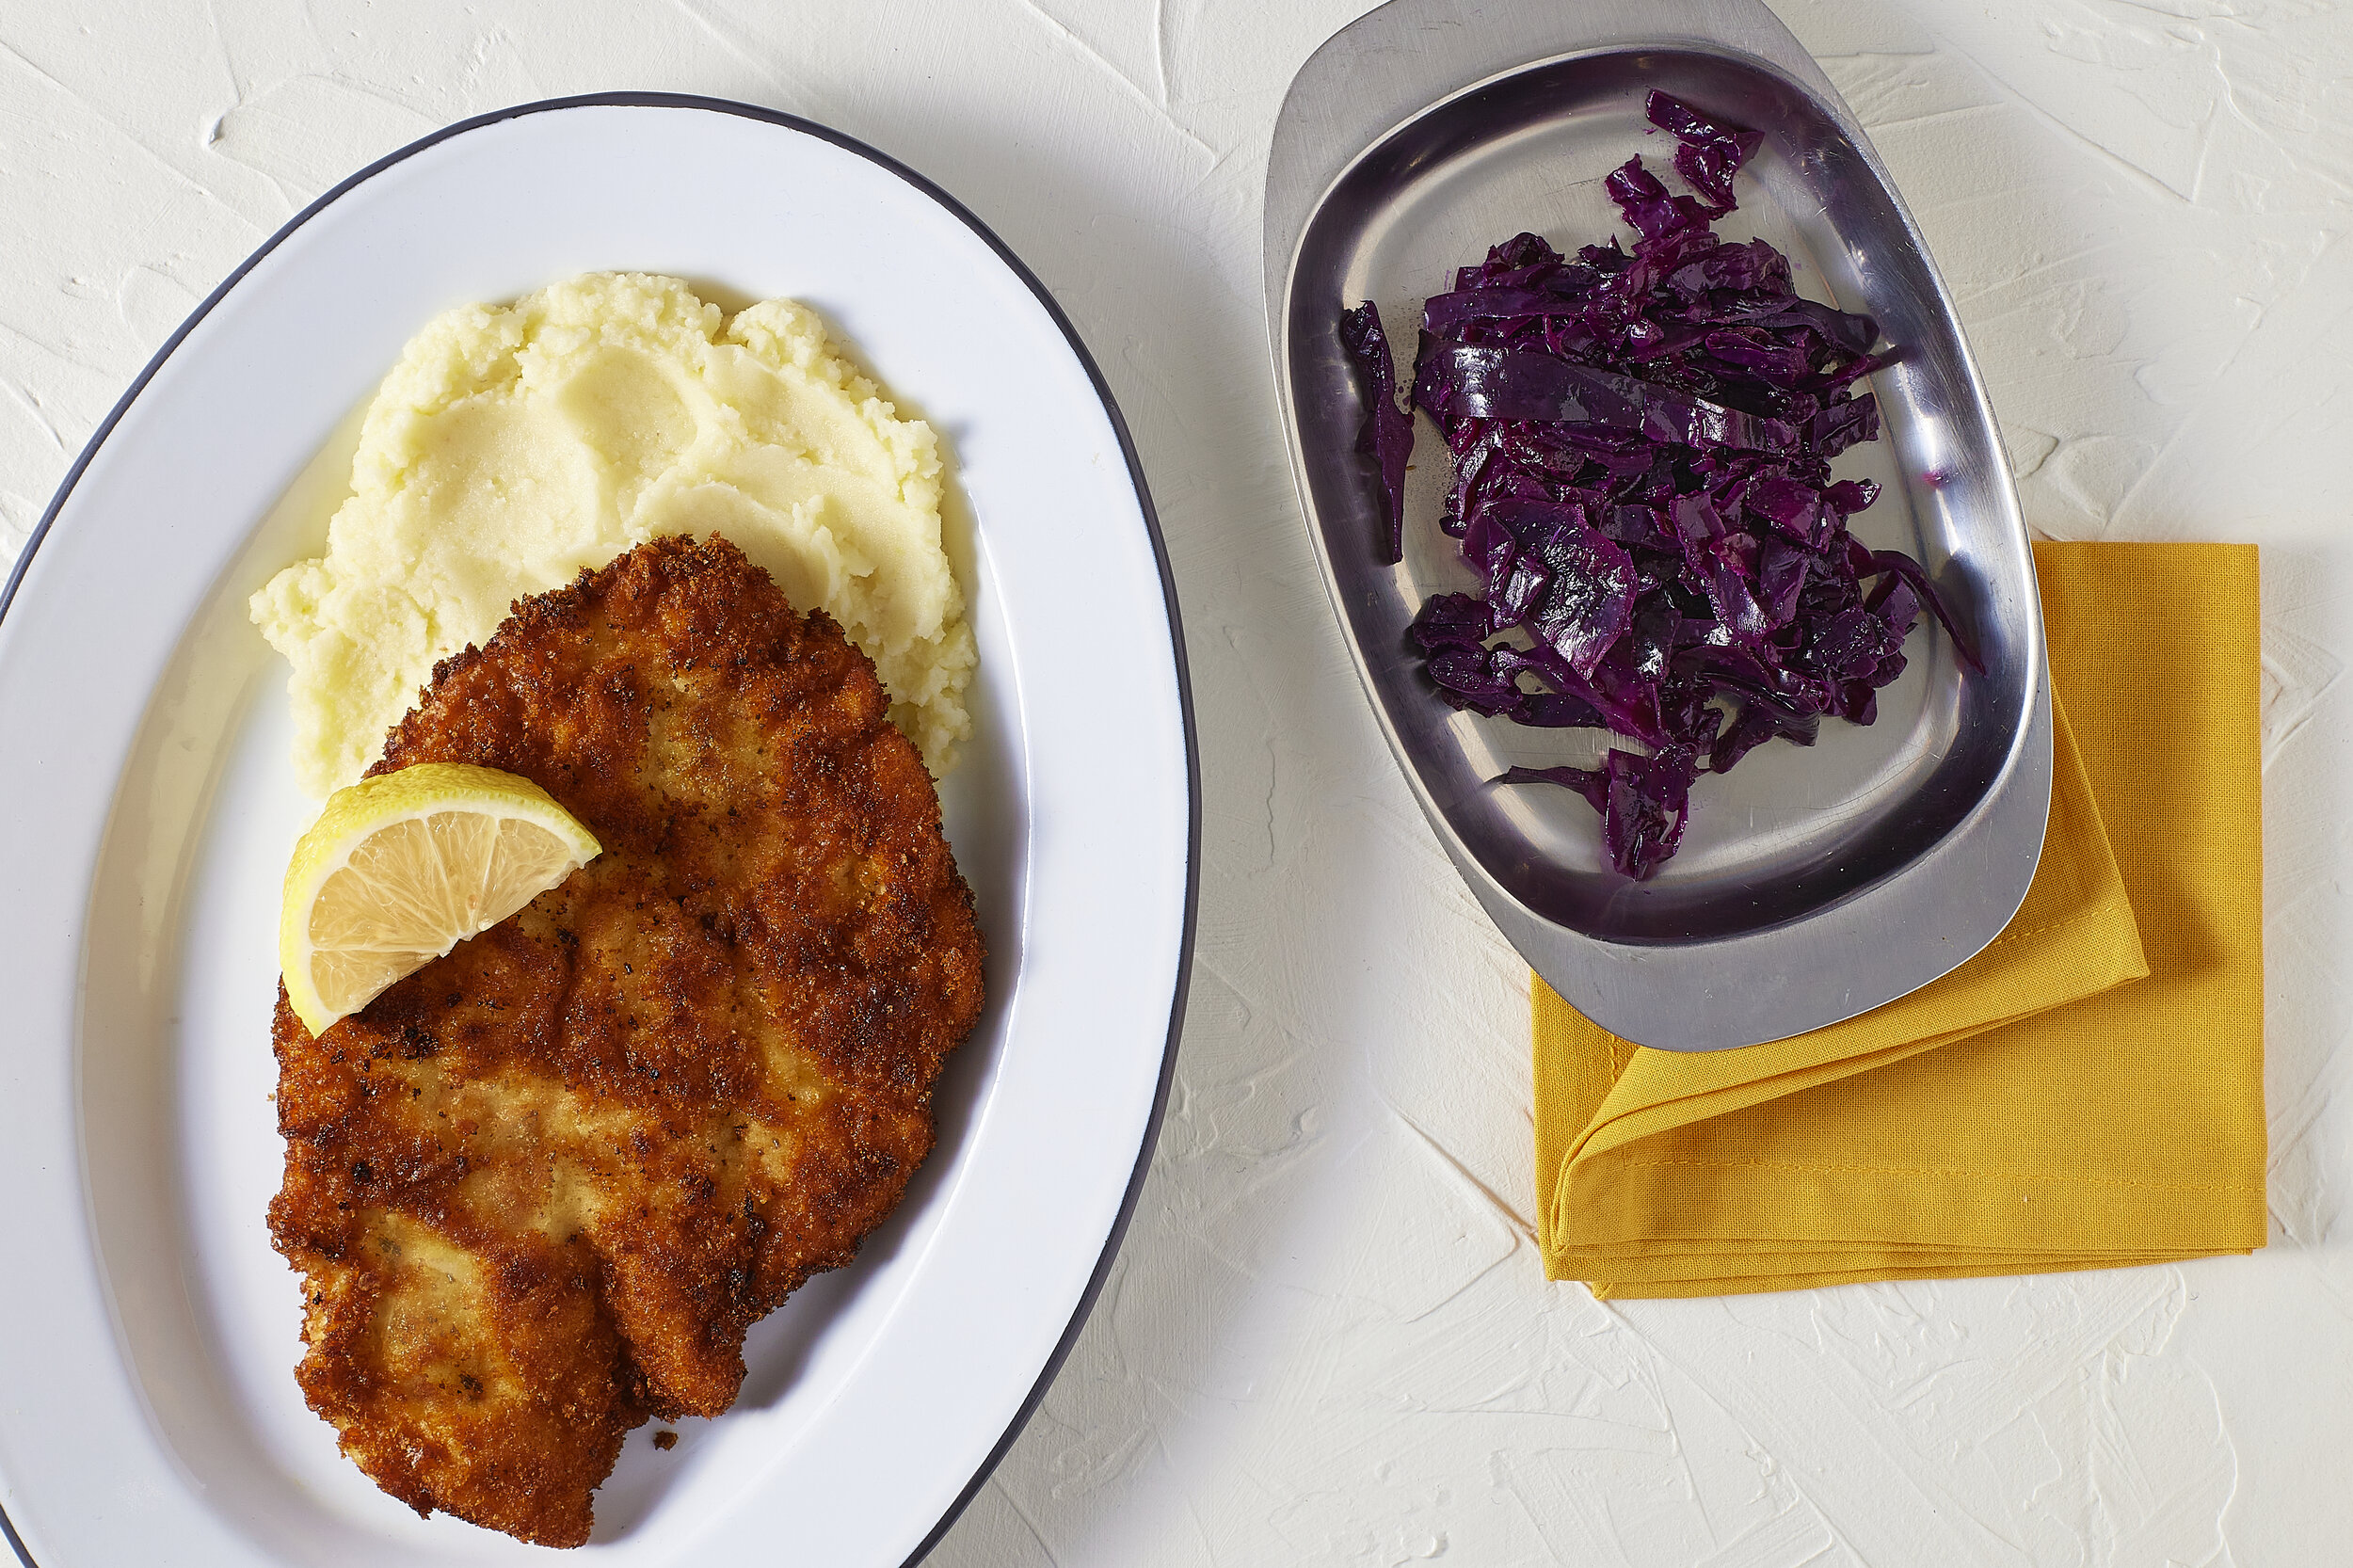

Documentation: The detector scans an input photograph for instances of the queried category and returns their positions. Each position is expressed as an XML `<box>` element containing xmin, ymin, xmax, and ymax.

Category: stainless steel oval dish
<box><xmin>1264</xmin><ymin>0</ymin><xmax>2051</xmax><ymax>1050</ymax></box>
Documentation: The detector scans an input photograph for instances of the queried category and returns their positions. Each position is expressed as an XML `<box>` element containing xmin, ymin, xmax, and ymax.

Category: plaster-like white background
<box><xmin>4</xmin><ymin>1</ymin><xmax>2345</xmax><ymax>1562</ymax></box>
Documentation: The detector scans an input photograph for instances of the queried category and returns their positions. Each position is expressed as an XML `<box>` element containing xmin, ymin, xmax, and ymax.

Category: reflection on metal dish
<box><xmin>1265</xmin><ymin>0</ymin><xmax>2051</xmax><ymax>1050</ymax></box>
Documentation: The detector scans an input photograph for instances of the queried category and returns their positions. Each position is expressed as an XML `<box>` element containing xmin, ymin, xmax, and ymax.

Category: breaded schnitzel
<box><xmin>267</xmin><ymin>535</ymin><xmax>985</xmax><ymax>1546</ymax></box>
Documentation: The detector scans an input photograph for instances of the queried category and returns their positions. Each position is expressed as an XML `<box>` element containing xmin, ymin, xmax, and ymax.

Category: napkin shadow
<box><xmin>2249</xmin><ymin>542</ymin><xmax>2346</xmax><ymax>1248</ymax></box>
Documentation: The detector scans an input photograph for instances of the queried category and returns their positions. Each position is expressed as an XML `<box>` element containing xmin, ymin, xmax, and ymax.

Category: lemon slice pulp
<box><xmin>280</xmin><ymin>762</ymin><xmax>601</xmax><ymax>1035</ymax></box>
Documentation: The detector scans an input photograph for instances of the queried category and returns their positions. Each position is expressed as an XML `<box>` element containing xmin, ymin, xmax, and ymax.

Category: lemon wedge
<box><xmin>279</xmin><ymin>762</ymin><xmax>600</xmax><ymax>1035</ymax></box>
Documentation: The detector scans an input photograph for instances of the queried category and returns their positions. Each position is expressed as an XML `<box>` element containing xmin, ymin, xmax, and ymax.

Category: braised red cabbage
<box><xmin>1380</xmin><ymin>89</ymin><xmax>1974</xmax><ymax>880</ymax></box>
<box><xmin>1338</xmin><ymin>300</ymin><xmax>1414</xmax><ymax>563</ymax></box>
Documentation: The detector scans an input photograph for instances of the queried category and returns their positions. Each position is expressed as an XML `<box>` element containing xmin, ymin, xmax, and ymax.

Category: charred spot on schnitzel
<box><xmin>267</xmin><ymin>535</ymin><xmax>985</xmax><ymax>1547</ymax></box>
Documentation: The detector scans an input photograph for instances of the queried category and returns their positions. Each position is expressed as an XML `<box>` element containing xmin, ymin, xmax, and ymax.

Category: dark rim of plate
<box><xmin>0</xmin><ymin>91</ymin><xmax>1201</xmax><ymax>1568</ymax></box>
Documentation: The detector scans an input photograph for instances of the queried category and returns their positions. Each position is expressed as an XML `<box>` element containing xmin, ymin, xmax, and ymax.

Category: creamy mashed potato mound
<box><xmin>253</xmin><ymin>272</ymin><xmax>975</xmax><ymax>796</ymax></box>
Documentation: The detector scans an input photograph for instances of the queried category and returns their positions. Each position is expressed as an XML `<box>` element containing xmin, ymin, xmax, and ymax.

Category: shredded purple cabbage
<box><xmin>1338</xmin><ymin>300</ymin><xmax>1415</xmax><ymax>563</ymax></box>
<box><xmin>1383</xmin><ymin>89</ymin><xmax>1977</xmax><ymax>880</ymax></box>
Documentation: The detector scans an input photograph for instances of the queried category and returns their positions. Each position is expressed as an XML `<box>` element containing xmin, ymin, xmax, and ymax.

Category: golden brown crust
<box><xmin>267</xmin><ymin>536</ymin><xmax>984</xmax><ymax>1547</ymax></box>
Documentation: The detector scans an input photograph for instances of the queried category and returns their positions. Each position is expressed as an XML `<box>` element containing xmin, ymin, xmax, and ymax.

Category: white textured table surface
<box><xmin>5</xmin><ymin>2</ymin><xmax>2347</xmax><ymax>1562</ymax></box>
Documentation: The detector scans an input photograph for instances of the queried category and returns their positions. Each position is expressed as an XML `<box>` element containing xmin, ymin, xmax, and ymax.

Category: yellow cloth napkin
<box><xmin>1533</xmin><ymin>541</ymin><xmax>2266</xmax><ymax>1297</ymax></box>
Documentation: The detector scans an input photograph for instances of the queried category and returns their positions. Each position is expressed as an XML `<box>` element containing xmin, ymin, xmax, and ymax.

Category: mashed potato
<box><xmin>252</xmin><ymin>272</ymin><xmax>975</xmax><ymax>796</ymax></box>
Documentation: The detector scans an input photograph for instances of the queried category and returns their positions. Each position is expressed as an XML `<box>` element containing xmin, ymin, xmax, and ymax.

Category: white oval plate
<box><xmin>0</xmin><ymin>95</ymin><xmax>1196</xmax><ymax>1568</ymax></box>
